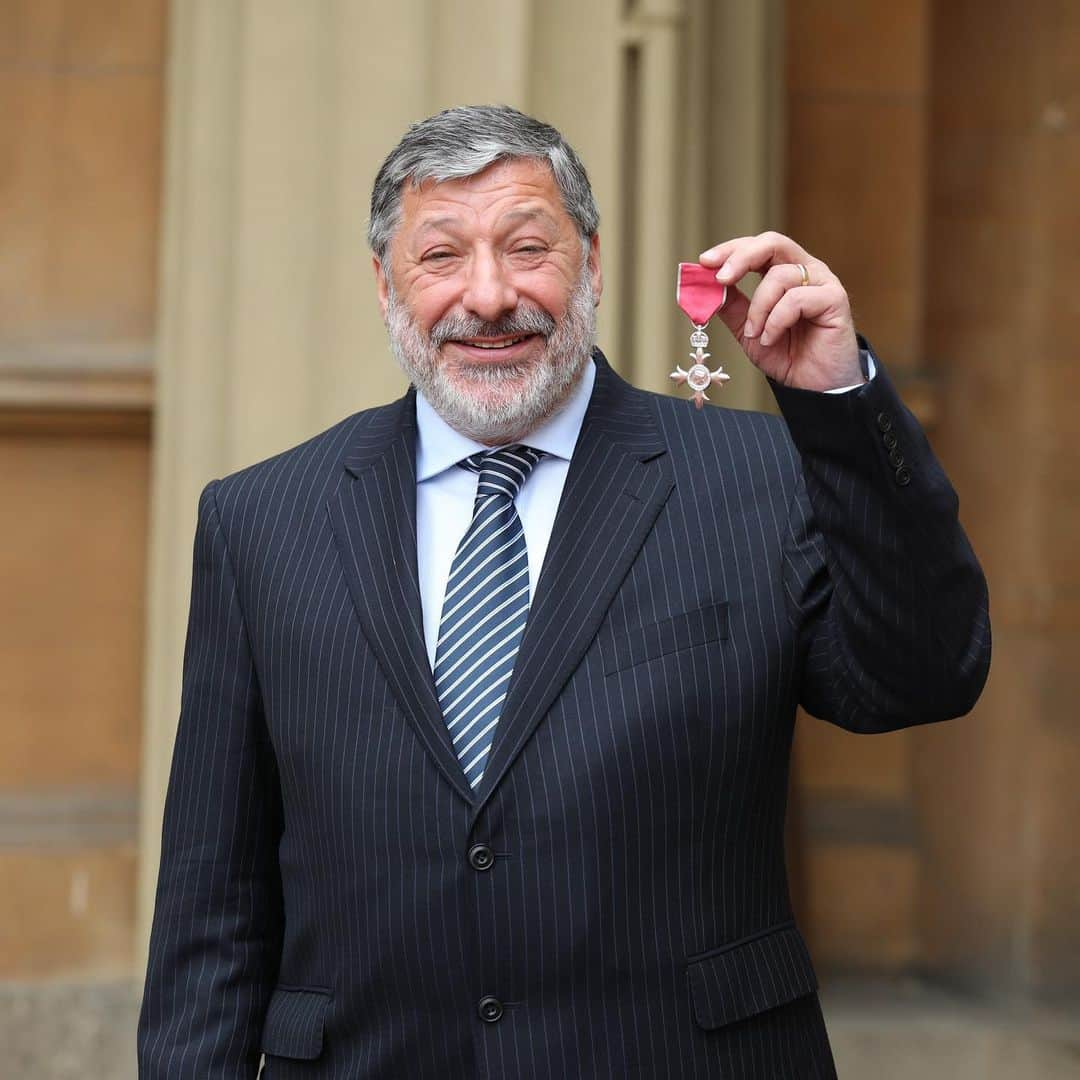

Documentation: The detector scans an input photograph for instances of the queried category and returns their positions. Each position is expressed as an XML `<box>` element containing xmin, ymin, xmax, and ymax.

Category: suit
<box><xmin>138</xmin><ymin>347</ymin><xmax>990</xmax><ymax>1078</ymax></box>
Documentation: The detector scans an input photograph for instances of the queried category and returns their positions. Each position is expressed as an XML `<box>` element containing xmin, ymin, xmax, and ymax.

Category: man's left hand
<box><xmin>698</xmin><ymin>231</ymin><xmax>862</xmax><ymax>393</ymax></box>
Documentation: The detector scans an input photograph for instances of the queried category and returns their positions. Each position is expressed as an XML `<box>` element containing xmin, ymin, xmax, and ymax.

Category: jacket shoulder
<box><xmin>207</xmin><ymin>397</ymin><xmax>406</xmax><ymax>522</ymax></box>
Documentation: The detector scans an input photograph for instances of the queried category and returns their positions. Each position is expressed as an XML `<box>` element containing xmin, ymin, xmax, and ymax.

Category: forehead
<box><xmin>398</xmin><ymin>157</ymin><xmax>571</xmax><ymax>235</ymax></box>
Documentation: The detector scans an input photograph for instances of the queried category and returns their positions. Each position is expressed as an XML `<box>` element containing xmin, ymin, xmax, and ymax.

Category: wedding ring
<box><xmin>796</xmin><ymin>262</ymin><xmax>810</xmax><ymax>287</ymax></box>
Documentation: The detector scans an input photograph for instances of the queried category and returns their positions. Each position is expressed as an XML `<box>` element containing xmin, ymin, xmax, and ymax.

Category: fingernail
<box><xmin>759</xmin><ymin>331</ymin><xmax>770</xmax><ymax>346</ymax></box>
<box><xmin>716</xmin><ymin>264</ymin><xmax>731</xmax><ymax>282</ymax></box>
<box><xmin>743</xmin><ymin>320</ymin><xmax>755</xmax><ymax>338</ymax></box>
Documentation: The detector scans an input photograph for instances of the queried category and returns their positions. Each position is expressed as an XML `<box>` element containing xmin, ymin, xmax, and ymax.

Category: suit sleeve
<box><xmin>138</xmin><ymin>480</ymin><xmax>284</xmax><ymax>1077</ymax></box>
<box><xmin>774</xmin><ymin>344</ymin><xmax>991</xmax><ymax>732</ymax></box>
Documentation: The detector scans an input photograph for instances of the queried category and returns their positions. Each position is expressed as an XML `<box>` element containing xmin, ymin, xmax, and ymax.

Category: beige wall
<box><xmin>0</xmin><ymin>0</ymin><xmax>783</xmax><ymax>986</ymax></box>
<box><xmin>0</xmin><ymin>0</ymin><xmax>163</xmax><ymax>978</ymax></box>
<box><xmin>785</xmin><ymin>0</ymin><xmax>1080</xmax><ymax>1001</ymax></box>
<box><xmin>5</xmin><ymin>0</ymin><xmax>1075</xmax><ymax>1009</ymax></box>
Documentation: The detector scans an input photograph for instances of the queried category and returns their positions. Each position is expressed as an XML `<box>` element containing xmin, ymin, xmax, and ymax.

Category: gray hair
<box><xmin>368</xmin><ymin>105</ymin><xmax>599</xmax><ymax>260</ymax></box>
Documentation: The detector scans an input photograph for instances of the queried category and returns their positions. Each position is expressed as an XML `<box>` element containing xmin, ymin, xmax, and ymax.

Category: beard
<box><xmin>383</xmin><ymin>262</ymin><xmax>598</xmax><ymax>445</ymax></box>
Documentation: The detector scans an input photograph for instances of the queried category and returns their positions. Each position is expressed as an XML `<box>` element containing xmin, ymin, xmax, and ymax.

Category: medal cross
<box><xmin>670</xmin><ymin>346</ymin><xmax>731</xmax><ymax>409</ymax></box>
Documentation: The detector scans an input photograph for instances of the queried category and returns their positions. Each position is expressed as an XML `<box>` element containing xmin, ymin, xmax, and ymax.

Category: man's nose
<box><xmin>461</xmin><ymin>248</ymin><xmax>518</xmax><ymax>323</ymax></box>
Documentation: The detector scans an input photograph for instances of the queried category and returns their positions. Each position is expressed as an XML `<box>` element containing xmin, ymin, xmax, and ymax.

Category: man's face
<box><xmin>374</xmin><ymin>158</ymin><xmax>602</xmax><ymax>444</ymax></box>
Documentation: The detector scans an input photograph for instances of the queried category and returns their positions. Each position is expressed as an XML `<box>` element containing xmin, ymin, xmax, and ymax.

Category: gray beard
<box><xmin>384</xmin><ymin>266</ymin><xmax>598</xmax><ymax>445</ymax></box>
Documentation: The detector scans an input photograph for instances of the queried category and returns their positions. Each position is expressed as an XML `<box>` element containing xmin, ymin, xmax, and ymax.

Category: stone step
<box><xmin>823</xmin><ymin>978</ymin><xmax>1080</xmax><ymax>1080</ymax></box>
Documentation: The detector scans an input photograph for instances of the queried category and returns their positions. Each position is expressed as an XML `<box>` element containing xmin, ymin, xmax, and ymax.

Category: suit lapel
<box><xmin>471</xmin><ymin>352</ymin><xmax>675</xmax><ymax>816</ymax></box>
<box><xmin>327</xmin><ymin>392</ymin><xmax>475</xmax><ymax>807</ymax></box>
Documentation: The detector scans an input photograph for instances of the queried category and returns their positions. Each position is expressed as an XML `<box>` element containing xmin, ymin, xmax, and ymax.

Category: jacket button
<box><xmin>468</xmin><ymin>844</ymin><xmax>494</xmax><ymax>871</ymax></box>
<box><xmin>876</xmin><ymin>411</ymin><xmax>893</xmax><ymax>432</ymax></box>
<box><xmin>883</xmin><ymin>431</ymin><xmax>898</xmax><ymax>450</ymax></box>
<box><xmin>895</xmin><ymin>465</ymin><xmax>912</xmax><ymax>486</ymax></box>
<box><xmin>888</xmin><ymin>448</ymin><xmax>905</xmax><ymax>468</ymax></box>
<box><xmin>478</xmin><ymin>996</ymin><xmax>503</xmax><ymax>1023</ymax></box>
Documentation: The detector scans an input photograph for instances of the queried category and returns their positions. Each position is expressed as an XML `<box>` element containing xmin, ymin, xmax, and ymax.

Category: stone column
<box><xmin>782</xmin><ymin>0</ymin><xmax>935</xmax><ymax>970</ymax></box>
<box><xmin>138</xmin><ymin>0</ymin><xmax>437</xmax><ymax>959</ymax></box>
<box><xmin>915</xmin><ymin>0</ymin><xmax>1080</xmax><ymax>999</ymax></box>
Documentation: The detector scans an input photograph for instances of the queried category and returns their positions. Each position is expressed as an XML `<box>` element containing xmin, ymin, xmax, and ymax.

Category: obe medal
<box><xmin>672</xmin><ymin>262</ymin><xmax>730</xmax><ymax>409</ymax></box>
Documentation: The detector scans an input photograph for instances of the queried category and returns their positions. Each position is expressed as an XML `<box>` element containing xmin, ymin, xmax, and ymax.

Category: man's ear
<box><xmin>373</xmin><ymin>255</ymin><xmax>390</xmax><ymax>318</ymax></box>
<box><xmin>588</xmin><ymin>233</ymin><xmax>603</xmax><ymax>305</ymax></box>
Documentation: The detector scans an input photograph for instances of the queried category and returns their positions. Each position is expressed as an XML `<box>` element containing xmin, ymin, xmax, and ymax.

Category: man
<box><xmin>138</xmin><ymin>106</ymin><xmax>990</xmax><ymax>1078</ymax></box>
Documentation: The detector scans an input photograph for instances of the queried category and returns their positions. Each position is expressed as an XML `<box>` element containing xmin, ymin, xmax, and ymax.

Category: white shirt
<box><xmin>414</xmin><ymin>352</ymin><xmax>875</xmax><ymax>670</ymax></box>
<box><xmin>415</xmin><ymin>359</ymin><xmax>596</xmax><ymax>669</ymax></box>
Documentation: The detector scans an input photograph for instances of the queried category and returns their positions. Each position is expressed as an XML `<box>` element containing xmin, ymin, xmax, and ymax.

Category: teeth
<box><xmin>461</xmin><ymin>336</ymin><xmax>528</xmax><ymax>349</ymax></box>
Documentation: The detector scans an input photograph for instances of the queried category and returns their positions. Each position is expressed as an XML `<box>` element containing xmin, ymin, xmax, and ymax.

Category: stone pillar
<box><xmin>138</xmin><ymin>0</ymin><xmax>784</xmax><ymax>960</ymax></box>
<box><xmin>915</xmin><ymin>0</ymin><xmax>1080</xmax><ymax>1000</ymax></box>
<box><xmin>138</xmin><ymin>0</ymin><xmax>436</xmax><ymax>961</ymax></box>
<box><xmin>783</xmin><ymin>0</ymin><xmax>934</xmax><ymax>972</ymax></box>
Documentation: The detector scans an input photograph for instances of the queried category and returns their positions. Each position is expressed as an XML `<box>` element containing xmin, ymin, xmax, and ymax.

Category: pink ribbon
<box><xmin>676</xmin><ymin>263</ymin><xmax>727</xmax><ymax>325</ymax></box>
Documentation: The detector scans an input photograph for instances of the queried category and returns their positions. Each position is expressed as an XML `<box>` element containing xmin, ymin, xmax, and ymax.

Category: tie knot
<box><xmin>461</xmin><ymin>444</ymin><xmax>544</xmax><ymax>501</ymax></box>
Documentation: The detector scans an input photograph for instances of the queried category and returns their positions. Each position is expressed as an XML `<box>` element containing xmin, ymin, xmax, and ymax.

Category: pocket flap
<box><xmin>605</xmin><ymin>601</ymin><xmax>729</xmax><ymax>675</ymax></box>
<box><xmin>260</xmin><ymin>985</ymin><xmax>331</xmax><ymax>1060</ymax></box>
<box><xmin>686</xmin><ymin>921</ymin><xmax>818</xmax><ymax>1029</ymax></box>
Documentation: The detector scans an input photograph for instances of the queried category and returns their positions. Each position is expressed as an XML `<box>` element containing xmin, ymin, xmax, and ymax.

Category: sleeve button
<box><xmin>888</xmin><ymin>448</ymin><xmax>905</xmax><ymax>468</ymax></box>
<box><xmin>876</xmin><ymin>412</ymin><xmax>893</xmax><ymax>432</ymax></box>
<box><xmin>895</xmin><ymin>465</ymin><xmax>912</xmax><ymax>486</ymax></box>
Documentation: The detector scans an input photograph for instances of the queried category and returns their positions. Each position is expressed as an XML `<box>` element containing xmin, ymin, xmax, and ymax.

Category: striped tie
<box><xmin>433</xmin><ymin>444</ymin><xmax>544</xmax><ymax>789</ymax></box>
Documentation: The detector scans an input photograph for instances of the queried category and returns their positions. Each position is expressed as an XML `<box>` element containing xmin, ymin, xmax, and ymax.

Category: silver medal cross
<box><xmin>670</xmin><ymin>326</ymin><xmax>729</xmax><ymax>409</ymax></box>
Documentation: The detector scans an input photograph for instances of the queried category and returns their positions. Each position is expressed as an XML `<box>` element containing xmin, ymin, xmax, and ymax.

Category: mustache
<box><xmin>429</xmin><ymin>305</ymin><xmax>556</xmax><ymax>347</ymax></box>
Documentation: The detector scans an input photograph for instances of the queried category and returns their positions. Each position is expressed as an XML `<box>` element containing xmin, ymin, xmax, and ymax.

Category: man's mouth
<box><xmin>445</xmin><ymin>334</ymin><xmax>541</xmax><ymax>356</ymax></box>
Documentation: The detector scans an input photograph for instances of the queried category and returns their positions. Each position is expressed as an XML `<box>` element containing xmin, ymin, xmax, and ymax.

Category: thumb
<box><xmin>710</xmin><ymin>282</ymin><xmax>750</xmax><ymax>343</ymax></box>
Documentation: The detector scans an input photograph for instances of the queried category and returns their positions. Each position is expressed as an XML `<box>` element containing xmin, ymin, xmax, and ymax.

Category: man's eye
<box><xmin>513</xmin><ymin>246</ymin><xmax>546</xmax><ymax>255</ymax></box>
<box><xmin>423</xmin><ymin>251</ymin><xmax>456</xmax><ymax>262</ymax></box>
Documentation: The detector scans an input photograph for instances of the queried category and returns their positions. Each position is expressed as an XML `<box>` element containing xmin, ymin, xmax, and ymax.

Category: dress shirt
<box><xmin>414</xmin><ymin>349</ymin><xmax>875</xmax><ymax>670</ymax></box>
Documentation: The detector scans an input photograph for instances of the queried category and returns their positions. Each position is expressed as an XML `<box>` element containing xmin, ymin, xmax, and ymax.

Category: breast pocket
<box><xmin>603</xmin><ymin>601</ymin><xmax>729</xmax><ymax>676</ymax></box>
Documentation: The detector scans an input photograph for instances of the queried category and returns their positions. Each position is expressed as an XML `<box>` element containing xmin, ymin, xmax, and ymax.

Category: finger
<box><xmin>758</xmin><ymin>283</ymin><xmax>846</xmax><ymax>346</ymax></box>
<box><xmin>744</xmin><ymin>264</ymin><xmax>810</xmax><ymax>340</ymax></box>
<box><xmin>697</xmin><ymin>236</ymin><xmax>754</xmax><ymax>268</ymax></box>
<box><xmin>713</xmin><ymin>231</ymin><xmax>812</xmax><ymax>287</ymax></box>
<box><xmin>710</xmin><ymin>281</ymin><xmax>751</xmax><ymax>340</ymax></box>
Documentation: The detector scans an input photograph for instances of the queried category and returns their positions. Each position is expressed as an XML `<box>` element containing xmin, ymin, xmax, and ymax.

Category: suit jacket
<box><xmin>138</xmin><ymin>347</ymin><xmax>990</xmax><ymax>1079</ymax></box>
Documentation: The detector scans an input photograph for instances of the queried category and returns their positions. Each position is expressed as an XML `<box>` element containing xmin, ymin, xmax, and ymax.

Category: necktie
<box><xmin>433</xmin><ymin>444</ymin><xmax>544</xmax><ymax>789</ymax></box>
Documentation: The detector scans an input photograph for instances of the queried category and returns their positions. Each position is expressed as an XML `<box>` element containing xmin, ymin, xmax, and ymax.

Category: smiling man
<box><xmin>377</xmin><ymin>156</ymin><xmax>601</xmax><ymax>447</ymax></box>
<box><xmin>138</xmin><ymin>106</ymin><xmax>990</xmax><ymax>1079</ymax></box>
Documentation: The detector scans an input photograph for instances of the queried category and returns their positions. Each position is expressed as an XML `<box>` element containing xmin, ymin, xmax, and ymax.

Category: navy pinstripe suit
<box><xmin>138</xmin><ymin>347</ymin><xmax>990</xmax><ymax>1078</ymax></box>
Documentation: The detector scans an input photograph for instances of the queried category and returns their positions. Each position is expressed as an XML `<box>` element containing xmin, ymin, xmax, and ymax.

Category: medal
<box><xmin>672</xmin><ymin>262</ymin><xmax>730</xmax><ymax>408</ymax></box>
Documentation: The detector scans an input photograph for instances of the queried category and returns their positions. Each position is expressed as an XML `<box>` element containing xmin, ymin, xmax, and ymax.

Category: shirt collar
<box><xmin>415</xmin><ymin>354</ymin><xmax>596</xmax><ymax>482</ymax></box>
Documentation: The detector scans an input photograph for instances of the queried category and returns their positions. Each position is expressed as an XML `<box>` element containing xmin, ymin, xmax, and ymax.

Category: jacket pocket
<box><xmin>604</xmin><ymin>601</ymin><xmax>729</xmax><ymax>676</ymax></box>
<box><xmin>686</xmin><ymin>921</ymin><xmax>818</xmax><ymax>1029</ymax></box>
<box><xmin>260</xmin><ymin>985</ymin><xmax>332</xmax><ymax>1060</ymax></box>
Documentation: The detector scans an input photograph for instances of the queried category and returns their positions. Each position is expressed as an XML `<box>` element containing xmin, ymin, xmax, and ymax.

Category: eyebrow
<box><xmin>414</xmin><ymin>215</ymin><xmax>461</xmax><ymax>236</ymax></box>
<box><xmin>413</xmin><ymin>206</ymin><xmax>558</xmax><ymax>239</ymax></box>
<box><xmin>500</xmin><ymin>208</ymin><xmax>557</xmax><ymax>229</ymax></box>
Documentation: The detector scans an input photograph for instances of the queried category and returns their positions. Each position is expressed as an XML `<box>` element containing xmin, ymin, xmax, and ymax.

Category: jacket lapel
<box><xmin>327</xmin><ymin>391</ymin><xmax>475</xmax><ymax>807</ymax></box>
<box><xmin>471</xmin><ymin>352</ymin><xmax>675</xmax><ymax>816</ymax></box>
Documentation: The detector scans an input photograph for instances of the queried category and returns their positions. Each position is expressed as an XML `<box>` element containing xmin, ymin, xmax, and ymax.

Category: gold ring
<box><xmin>796</xmin><ymin>262</ymin><xmax>810</xmax><ymax>287</ymax></box>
